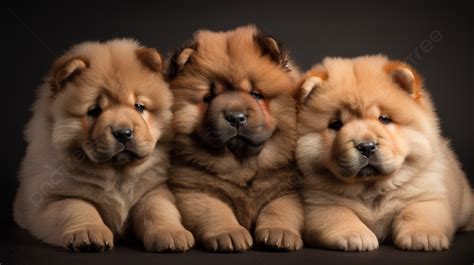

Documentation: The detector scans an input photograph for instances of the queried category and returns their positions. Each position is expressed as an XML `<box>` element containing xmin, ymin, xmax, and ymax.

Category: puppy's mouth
<box><xmin>227</xmin><ymin>134</ymin><xmax>266</xmax><ymax>147</ymax></box>
<box><xmin>84</xmin><ymin>143</ymin><xmax>148</xmax><ymax>166</ymax></box>
<box><xmin>202</xmin><ymin>129</ymin><xmax>270</xmax><ymax>150</ymax></box>
<box><xmin>110</xmin><ymin>150</ymin><xmax>142</xmax><ymax>165</ymax></box>
<box><xmin>356</xmin><ymin>165</ymin><xmax>381</xmax><ymax>177</ymax></box>
<box><xmin>337</xmin><ymin>155</ymin><xmax>394</xmax><ymax>180</ymax></box>
<box><xmin>226</xmin><ymin>135</ymin><xmax>265</xmax><ymax>159</ymax></box>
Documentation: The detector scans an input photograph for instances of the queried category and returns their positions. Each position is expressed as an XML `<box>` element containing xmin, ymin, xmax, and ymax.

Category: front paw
<box><xmin>255</xmin><ymin>228</ymin><xmax>303</xmax><ymax>251</ymax></box>
<box><xmin>394</xmin><ymin>229</ymin><xmax>449</xmax><ymax>251</ymax></box>
<box><xmin>202</xmin><ymin>227</ymin><xmax>253</xmax><ymax>252</ymax></box>
<box><xmin>310</xmin><ymin>228</ymin><xmax>379</xmax><ymax>251</ymax></box>
<box><xmin>143</xmin><ymin>228</ymin><xmax>195</xmax><ymax>252</ymax></box>
<box><xmin>62</xmin><ymin>224</ymin><xmax>114</xmax><ymax>252</ymax></box>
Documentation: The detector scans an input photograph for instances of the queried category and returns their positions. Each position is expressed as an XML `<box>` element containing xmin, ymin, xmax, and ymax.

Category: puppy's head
<box><xmin>168</xmin><ymin>25</ymin><xmax>299</xmax><ymax>163</ymax></box>
<box><xmin>297</xmin><ymin>55</ymin><xmax>438</xmax><ymax>183</ymax></box>
<box><xmin>48</xmin><ymin>39</ymin><xmax>172</xmax><ymax>166</ymax></box>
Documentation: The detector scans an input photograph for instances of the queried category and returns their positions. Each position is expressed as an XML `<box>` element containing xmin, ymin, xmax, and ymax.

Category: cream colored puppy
<box><xmin>297</xmin><ymin>55</ymin><xmax>473</xmax><ymax>251</ymax></box>
<box><xmin>14</xmin><ymin>39</ymin><xmax>194</xmax><ymax>252</ymax></box>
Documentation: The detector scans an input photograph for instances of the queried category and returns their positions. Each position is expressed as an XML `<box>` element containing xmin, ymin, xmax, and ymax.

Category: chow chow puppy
<box><xmin>14</xmin><ymin>39</ymin><xmax>194</xmax><ymax>252</ymax></box>
<box><xmin>167</xmin><ymin>25</ymin><xmax>304</xmax><ymax>252</ymax></box>
<box><xmin>297</xmin><ymin>55</ymin><xmax>474</xmax><ymax>251</ymax></box>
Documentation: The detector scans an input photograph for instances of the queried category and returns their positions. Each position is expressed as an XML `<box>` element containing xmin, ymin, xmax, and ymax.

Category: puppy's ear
<box><xmin>50</xmin><ymin>57</ymin><xmax>88</xmax><ymax>94</ymax></box>
<box><xmin>299</xmin><ymin>68</ymin><xmax>328</xmax><ymax>103</ymax></box>
<box><xmin>136</xmin><ymin>47</ymin><xmax>162</xmax><ymax>73</ymax></box>
<box><xmin>166</xmin><ymin>41</ymin><xmax>196</xmax><ymax>81</ymax></box>
<box><xmin>384</xmin><ymin>61</ymin><xmax>423</xmax><ymax>99</ymax></box>
<box><xmin>253</xmin><ymin>33</ymin><xmax>290</xmax><ymax>70</ymax></box>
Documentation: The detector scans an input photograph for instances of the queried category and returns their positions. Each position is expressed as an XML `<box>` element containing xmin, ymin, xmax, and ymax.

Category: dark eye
<box><xmin>203</xmin><ymin>94</ymin><xmax>214</xmax><ymax>103</ymax></box>
<box><xmin>329</xmin><ymin>119</ymin><xmax>343</xmax><ymax>130</ymax></box>
<box><xmin>135</xmin><ymin>103</ymin><xmax>145</xmax><ymax>113</ymax></box>
<box><xmin>379</xmin><ymin>114</ymin><xmax>391</xmax><ymax>124</ymax></box>
<box><xmin>250</xmin><ymin>91</ymin><xmax>264</xmax><ymax>100</ymax></box>
<box><xmin>87</xmin><ymin>106</ymin><xmax>102</xmax><ymax>117</ymax></box>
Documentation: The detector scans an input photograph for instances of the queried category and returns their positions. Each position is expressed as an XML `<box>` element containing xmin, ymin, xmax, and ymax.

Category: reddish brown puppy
<box><xmin>167</xmin><ymin>25</ymin><xmax>304</xmax><ymax>252</ymax></box>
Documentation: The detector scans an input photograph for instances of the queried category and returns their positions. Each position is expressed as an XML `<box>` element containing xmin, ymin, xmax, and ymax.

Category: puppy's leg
<box><xmin>33</xmin><ymin>198</ymin><xmax>113</xmax><ymax>252</ymax></box>
<box><xmin>131</xmin><ymin>185</ymin><xmax>194</xmax><ymax>252</ymax></box>
<box><xmin>393</xmin><ymin>200</ymin><xmax>453</xmax><ymax>251</ymax></box>
<box><xmin>255</xmin><ymin>193</ymin><xmax>304</xmax><ymax>251</ymax></box>
<box><xmin>176</xmin><ymin>192</ymin><xmax>252</xmax><ymax>252</ymax></box>
<box><xmin>304</xmin><ymin>205</ymin><xmax>379</xmax><ymax>251</ymax></box>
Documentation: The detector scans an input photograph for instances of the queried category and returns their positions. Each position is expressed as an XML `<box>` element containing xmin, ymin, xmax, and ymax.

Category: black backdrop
<box><xmin>1</xmin><ymin>3</ymin><xmax>473</xmax><ymax>224</ymax></box>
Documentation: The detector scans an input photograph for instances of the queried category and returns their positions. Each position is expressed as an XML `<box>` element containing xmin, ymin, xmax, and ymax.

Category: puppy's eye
<box><xmin>87</xmin><ymin>106</ymin><xmax>102</xmax><ymax>117</ymax></box>
<box><xmin>250</xmin><ymin>91</ymin><xmax>264</xmax><ymax>100</ymax></box>
<box><xmin>135</xmin><ymin>103</ymin><xmax>145</xmax><ymax>113</ymax></box>
<box><xmin>329</xmin><ymin>119</ymin><xmax>343</xmax><ymax>130</ymax></box>
<box><xmin>203</xmin><ymin>94</ymin><xmax>214</xmax><ymax>103</ymax></box>
<box><xmin>379</xmin><ymin>114</ymin><xmax>391</xmax><ymax>124</ymax></box>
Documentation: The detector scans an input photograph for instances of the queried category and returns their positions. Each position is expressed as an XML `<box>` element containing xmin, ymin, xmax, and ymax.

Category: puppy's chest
<box><xmin>67</xmin><ymin>172</ymin><xmax>161</xmax><ymax>235</ymax></box>
<box><xmin>105</xmin><ymin>175</ymin><xmax>165</xmax><ymax>232</ymax></box>
<box><xmin>171</xmin><ymin>166</ymin><xmax>299</xmax><ymax>230</ymax></box>
<box><xmin>224</xmin><ymin>170</ymin><xmax>299</xmax><ymax>229</ymax></box>
<box><xmin>354</xmin><ymin>192</ymin><xmax>404</xmax><ymax>239</ymax></box>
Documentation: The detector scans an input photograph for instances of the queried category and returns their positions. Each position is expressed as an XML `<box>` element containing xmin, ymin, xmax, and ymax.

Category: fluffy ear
<box><xmin>299</xmin><ymin>68</ymin><xmax>328</xmax><ymax>103</ymax></box>
<box><xmin>166</xmin><ymin>41</ymin><xmax>196</xmax><ymax>80</ymax></box>
<box><xmin>50</xmin><ymin>57</ymin><xmax>88</xmax><ymax>93</ymax></box>
<box><xmin>299</xmin><ymin>76</ymin><xmax>322</xmax><ymax>103</ymax></box>
<box><xmin>384</xmin><ymin>61</ymin><xmax>423</xmax><ymax>98</ymax></box>
<box><xmin>253</xmin><ymin>33</ymin><xmax>289</xmax><ymax>70</ymax></box>
<box><xmin>136</xmin><ymin>47</ymin><xmax>162</xmax><ymax>72</ymax></box>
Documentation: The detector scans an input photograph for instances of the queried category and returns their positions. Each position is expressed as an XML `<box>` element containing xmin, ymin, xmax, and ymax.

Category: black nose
<box><xmin>356</xmin><ymin>142</ymin><xmax>377</xmax><ymax>157</ymax></box>
<box><xmin>113</xmin><ymin>128</ymin><xmax>133</xmax><ymax>143</ymax></box>
<box><xmin>225</xmin><ymin>112</ymin><xmax>247</xmax><ymax>128</ymax></box>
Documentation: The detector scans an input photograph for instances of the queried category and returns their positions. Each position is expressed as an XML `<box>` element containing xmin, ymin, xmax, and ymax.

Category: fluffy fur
<box><xmin>14</xmin><ymin>39</ymin><xmax>194</xmax><ymax>252</ymax></box>
<box><xmin>167</xmin><ymin>25</ymin><xmax>304</xmax><ymax>252</ymax></box>
<box><xmin>297</xmin><ymin>55</ymin><xmax>473</xmax><ymax>251</ymax></box>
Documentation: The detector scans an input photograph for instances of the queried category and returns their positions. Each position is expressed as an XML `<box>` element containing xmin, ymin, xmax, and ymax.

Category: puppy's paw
<box><xmin>316</xmin><ymin>228</ymin><xmax>379</xmax><ymax>251</ymax></box>
<box><xmin>203</xmin><ymin>227</ymin><xmax>253</xmax><ymax>252</ymax></box>
<box><xmin>143</xmin><ymin>228</ymin><xmax>194</xmax><ymax>252</ymax></box>
<box><xmin>394</xmin><ymin>229</ymin><xmax>449</xmax><ymax>251</ymax></box>
<box><xmin>62</xmin><ymin>224</ymin><xmax>114</xmax><ymax>252</ymax></box>
<box><xmin>255</xmin><ymin>228</ymin><xmax>303</xmax><ymax>251</ymax></box>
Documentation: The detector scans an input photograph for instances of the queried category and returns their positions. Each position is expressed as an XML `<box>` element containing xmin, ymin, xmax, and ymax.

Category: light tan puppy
<box><xmin>14</xmin><ymin>39</ymin><xmax>194</xmax><ymax>252</ymax></box>
<box><xmin>297</xmin><ymin>55</ymin><xmax>474</xmax><ymax>251</ymax></box>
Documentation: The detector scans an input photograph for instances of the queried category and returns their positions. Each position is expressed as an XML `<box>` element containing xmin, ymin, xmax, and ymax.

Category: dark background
<box><xmin>0</xmin><ymin>0</ymin><xmax>474</xmax><ymax>265</ymax></box>
<box><xmin>1</xmin><ymin>3</ymin><xmax>473</xmax><ymax>264</ymax></box>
